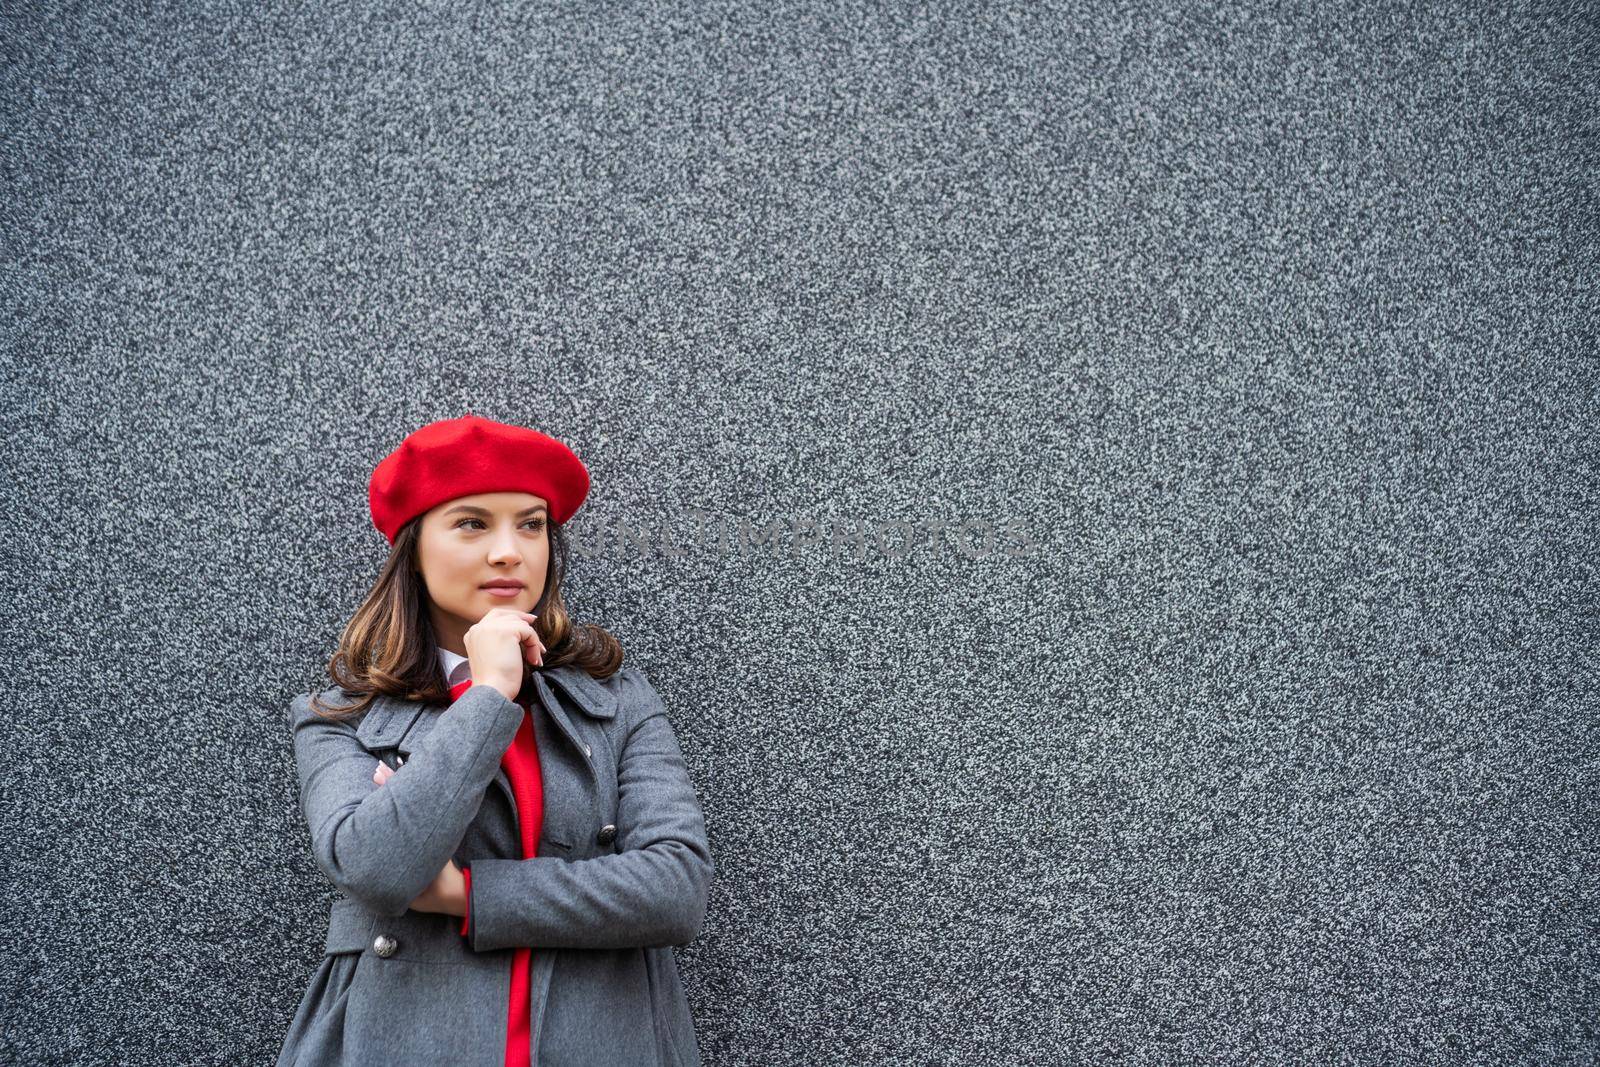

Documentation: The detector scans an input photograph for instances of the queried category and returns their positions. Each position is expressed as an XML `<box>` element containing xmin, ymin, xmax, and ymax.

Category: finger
<box><xmin>500</xmin><ymin>619</ymin><xmax>538</xmax><ymax>643</ymax></box>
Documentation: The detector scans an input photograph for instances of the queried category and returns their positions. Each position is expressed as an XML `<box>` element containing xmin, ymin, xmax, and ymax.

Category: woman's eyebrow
<box><xmin>445</xmin><ymin>504</ymin><xmax>550</xmax><ymax>517</ymax></box>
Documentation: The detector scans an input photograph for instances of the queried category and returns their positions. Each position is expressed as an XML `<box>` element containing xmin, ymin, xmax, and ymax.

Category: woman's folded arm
<box><xmin>465</xmin><ymin>704</ymin><xmax>715</xmax><ymax>951</ymax></box>
<box><xmin>287</xmin><ymin>684</ymin><xmax>524</xmax><ymax>917</ymax></box>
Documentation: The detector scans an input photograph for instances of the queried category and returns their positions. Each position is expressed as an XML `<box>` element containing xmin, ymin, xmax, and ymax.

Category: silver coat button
<box><xmin>583</xmin><ymin>743</ymin><xmax>592</xmax><ymax>757</ymax></box>
<box><xmin>373</xmin><ymin>934</ymin><xmax>398</xmax><ymax>958</ymax></box>
<box><xmin>597</xmin><ymin>824</ymin><xmax>617</xmax><ymax>846</ymax></box>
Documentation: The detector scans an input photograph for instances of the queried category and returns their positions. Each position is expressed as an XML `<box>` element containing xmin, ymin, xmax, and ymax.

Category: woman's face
<box><xmin>416</xmin><ymin>491</ymin><xmax>549</xmax><ymax>653</ymax></box>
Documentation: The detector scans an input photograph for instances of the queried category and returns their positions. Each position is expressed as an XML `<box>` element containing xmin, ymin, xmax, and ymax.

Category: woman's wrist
<box><xmin>449</xmin><ymin>862</ymin><xmax>468</xmax><ymax>917</ymax></box>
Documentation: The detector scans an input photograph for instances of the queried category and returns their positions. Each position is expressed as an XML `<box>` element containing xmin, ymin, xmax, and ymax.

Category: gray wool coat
<box><xmin>276</xmin><ymin>663</ymin><xmax>715</xmax><ymax>1067</ymax></box>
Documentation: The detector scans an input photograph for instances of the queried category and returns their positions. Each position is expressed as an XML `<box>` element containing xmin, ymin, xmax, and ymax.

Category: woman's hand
<box><xmin>408</xmin><ymin>858</ymin><xmax>467</xmax><ymax>917</ymax></box>
<box><xmin>371</xmin><ymin>764</ymin><xmax>466</xmax><ymax>916</ymax></box>
<box><xmin>465</xmin><ymin>608</ymin><xmax>545</xmax><ymax>701</ymax></box>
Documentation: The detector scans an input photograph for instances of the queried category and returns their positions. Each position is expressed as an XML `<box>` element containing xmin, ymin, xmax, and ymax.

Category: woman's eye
<box><xmin>454</xmin><ymin>518</ymin><xmax>544</xmax><ymax>531</ymax></box>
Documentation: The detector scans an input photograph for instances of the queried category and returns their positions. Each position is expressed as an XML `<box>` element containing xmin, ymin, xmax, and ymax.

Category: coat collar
<box><xmin>542</xmin><ymin>663</ymin><xmax>619</xmax><ymax>721</ymax></box>
<box><xmin>354</xmin><ymin>662</ymin><xmax>618</xmax><ymax>752</ymax></box>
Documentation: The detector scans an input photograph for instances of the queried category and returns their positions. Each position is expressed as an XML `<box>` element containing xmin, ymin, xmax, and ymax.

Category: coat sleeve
<box><xmin>287</xmin><ymin>683</ymin><xmax>525</xmax><ymax>917</ymax></box>
<box><xmin>464</xmin><ymin>671</ymin><xmax>715</xmax><ymax>951</ymax></box>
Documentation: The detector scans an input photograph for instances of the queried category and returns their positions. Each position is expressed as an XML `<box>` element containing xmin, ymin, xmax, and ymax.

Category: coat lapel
<box><xmin>531</xmin><ymin>668</ymin><xmax>617</xmax><ymax>790</ymax></box>
<box><xmin>353</xmin><ymin>691</ymin><xmax>425</xmax><ymax>750</ymax></box>
<box><xmin>541</xmin><ymin>664</ymin><xmax>619</xmax><ymax>721</ymax></box>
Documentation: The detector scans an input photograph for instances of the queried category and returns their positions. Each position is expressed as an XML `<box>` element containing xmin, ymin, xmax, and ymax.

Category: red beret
<box><xmin>368</xmin><ymin>414</ymin><xmax>591</xmax><ymax>544</ymax></box>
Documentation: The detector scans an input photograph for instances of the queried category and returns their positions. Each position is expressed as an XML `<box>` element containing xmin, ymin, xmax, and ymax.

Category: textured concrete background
<box><xmin>2</xmin><ymin>0</ymin><xmax>1595</xmax><ymax>1063</ymax></box>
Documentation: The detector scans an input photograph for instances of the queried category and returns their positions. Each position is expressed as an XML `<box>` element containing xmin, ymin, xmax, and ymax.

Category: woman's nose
<box><xmin>487</xmin><ymin>536</ymin><xmax>521</xmax><ymax>562</ymax></box>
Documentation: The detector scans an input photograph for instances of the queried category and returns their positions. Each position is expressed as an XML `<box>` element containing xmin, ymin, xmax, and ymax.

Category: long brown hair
<box><xmin>307</xmin><ymin>515</ymin><xmax>622</xmax><ymax>720</ymax></box>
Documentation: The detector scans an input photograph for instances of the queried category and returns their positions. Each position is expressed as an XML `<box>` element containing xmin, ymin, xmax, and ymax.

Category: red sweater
<box><xmin>450</xmin><ymin>677</ymin><xmax>544</xmax><ymax>1067</ymax></box>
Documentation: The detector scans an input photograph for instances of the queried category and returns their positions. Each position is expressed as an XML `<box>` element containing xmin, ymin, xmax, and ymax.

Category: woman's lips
<box><xmin>482</xmin><ymin>585</ymin><xmax>524</xmax><ymax>598</ymax></box>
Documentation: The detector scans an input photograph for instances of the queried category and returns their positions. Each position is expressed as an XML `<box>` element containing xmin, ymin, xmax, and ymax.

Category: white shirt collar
<box><xmin>437</xmin><ymin>645</ymin><xmax>471</xmax><ymax>688</ymax></box>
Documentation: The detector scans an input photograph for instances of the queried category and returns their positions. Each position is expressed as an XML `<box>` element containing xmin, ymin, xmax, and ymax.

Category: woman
<box><xmin>277</xmin><ymin>414</ymin><xmax>715</xmax><ymax>1066</ymax></box>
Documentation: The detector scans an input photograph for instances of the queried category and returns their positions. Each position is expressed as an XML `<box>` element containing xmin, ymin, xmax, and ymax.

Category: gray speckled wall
<box><xmin>3</xmin><ymin>1</ymin><xmax>1594</xmax><ymax>1063</ymax></box>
